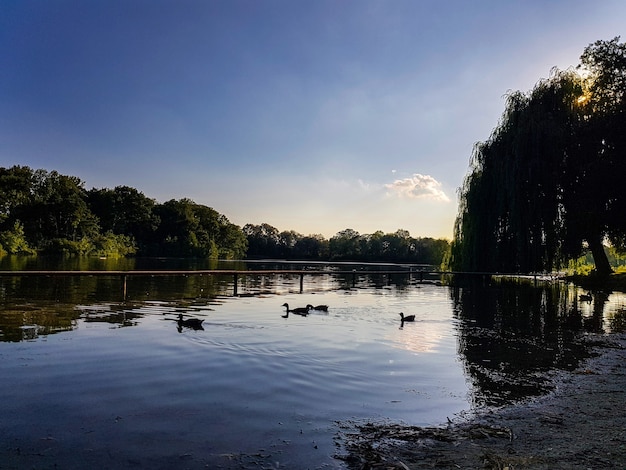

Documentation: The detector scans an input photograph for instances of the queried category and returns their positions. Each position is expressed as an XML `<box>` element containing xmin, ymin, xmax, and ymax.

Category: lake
<box><xmin>1</xmin><ymin>258</ymin><xmax>624</xmax><ymax>469</ymax></box>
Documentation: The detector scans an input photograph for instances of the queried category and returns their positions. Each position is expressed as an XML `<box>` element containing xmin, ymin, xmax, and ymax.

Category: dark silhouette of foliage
<box><xmin>243</xmin><ymin>223</ymin><xmax>282</xmax><ymax>258</ymax></box>
<box><xmin>87</xmin><ymin>186</ymin><xmax>159</xmax><ymax>251</ymax></box>
<box><xmin>245</xmin><ymin>223</ymin><xmax>449</xmax><ymax>265</ymax></box>
<box><xmin>142</xmin><ymin>198</ymin><xmax>247</xmax><ymax>259</ymax></box>
<box><xmin>450</xmin><ymin>38</ymin><xmax>626</xmax><ymax>276</ymax></box>
<box><xmin>18</xmin><ymin>169</ymin><xmax>100</xmax><ymax>248</ymax></box>
<box><xmin>0</xmin><ymin>166</ymin><xmax>448</xmax><ymax>264</ymax></box>
<box><xmin>0</xmin><ymin>166</ymin><xmax>247</xmax><ymax>259</ymax></box>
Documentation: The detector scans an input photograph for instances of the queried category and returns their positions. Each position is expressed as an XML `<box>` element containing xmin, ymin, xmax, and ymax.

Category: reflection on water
<box><xmin>0</xmin><ymin>303</ymin><xmax>79</xmax><ymax>342</ymax></box>
<box><xmin>1</xmin><ymin>260</ymin><xmax>626</xmax><ymax>469</ymax></box>
<box><xmin>452</xmin><ymin>278</ymin><xmax>626</xmax><ymax>406</ymax></box>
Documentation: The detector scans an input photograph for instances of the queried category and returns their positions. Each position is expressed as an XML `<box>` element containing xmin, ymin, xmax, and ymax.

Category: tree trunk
<box><xmin>587</xmin><ymin>236</ymin><xmax>613</xmax><ymax>276</ymax></box>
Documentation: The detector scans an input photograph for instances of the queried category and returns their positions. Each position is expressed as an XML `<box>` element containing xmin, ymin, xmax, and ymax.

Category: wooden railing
<box><xmin>0</xmin><ymin>269</ymin><xmax>561</xmax><ymax>300</ymax></box>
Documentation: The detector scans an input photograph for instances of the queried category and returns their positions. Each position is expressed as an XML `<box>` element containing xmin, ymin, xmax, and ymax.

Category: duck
<box><xmin>306</xmin><ymin>304</ymin><xmax>329</xmax><ymax>312</ymax></box>
<box><xmin>579</xmin><ymin>292</ymin><xmax>593</xmax><ymax>302</ymax></box>
<box><xmin>399</xmin><ymin>312</ymin><xmax>415</xmax><ymax>322</ymax></box>
<box><xmin>281</xmin><ymin>303</ymin><xmax>310</xmax><ymax>316</ymax></box>
<box><xmin>177</xmin><ymin>313</ymin><xmax>204</xmax><ymax>329</ymax></box>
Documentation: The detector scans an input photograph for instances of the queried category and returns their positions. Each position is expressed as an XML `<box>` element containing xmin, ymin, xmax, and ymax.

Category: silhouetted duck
<box><xmin>579</xmin><ymin>292</ymin><xmax>593</xmax><ymax>302</ymax></box>
<box><xmin>281</xmin><ymin>303</ymin><xmax>310</xmax><ymax>316</ymax></box>
<box><xmin>306</xmin><ymin>304</ymin><xmax>329</xmax><ymax>312</ymax></box>
<box><xmin>399</xmin><ymin>312</ymin><xmax>415</xmax><ymax>322</ymax></box>
<box><xmin>177</xmin><ymin>313</ymin><xmax>204</xmax><ymax>329</ymax></box>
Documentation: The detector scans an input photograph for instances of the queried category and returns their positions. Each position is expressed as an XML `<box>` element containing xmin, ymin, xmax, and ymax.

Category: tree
<box><xmin>577</xmin><ymin>38</ymin><xmax>626</xmax><ymax>265</ymax></box>
<box><xmin>150</xmin><ymin>199</ymin><xmax>246</xmax><ymax>259</ymax></box>
<box><xmin>329</xmin><ymin>229</ymin><xmax>361</xmax><ymax>260</ymax></box>
<box><xmin>0</xmin><ymin>166</ymin><xmax>34</xmax><ymax>227</ymax></box>
<box><xmin>450</xmin><ymin>38</ymin><xmax>626</xmax><ymax>276</ymax></box>
<box><xmin>217</xmin><ymin>220</ymin><xmax>248</xmax><ymax>259</ymax></box>
<box><xmin>293</xmin><ymin>234</ymin><xmax>329</xmax><ymax>259</ymax></box>
<box><xmin>16</xmin><ymin>170</ymin><xmax>99</xmax><ymax>248</ymax></box>
<box><xmin>0</xmin><ymin>221</ymin><xmax>35</xmax><ymax>254</ymax></box>
<box><xmin>243</xmin><ymin>223</ymin><xmax>282</xmax><ymax>258</ymax></box>
<box><xmin>87</xmin><ymin>186</ymin><xmax>159</xmax><ymax>249</ymax></box>
<box><xmin>278</xmin><ymin>230</ymin><xmax>301</xmax><ymax>258</ymax></box>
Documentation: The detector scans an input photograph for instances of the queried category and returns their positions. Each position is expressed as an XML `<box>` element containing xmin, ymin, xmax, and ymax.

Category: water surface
<box><xmin>1</xmin><ymin>261</ymin><xmax>624</xmax><ymax>469</ymax></box>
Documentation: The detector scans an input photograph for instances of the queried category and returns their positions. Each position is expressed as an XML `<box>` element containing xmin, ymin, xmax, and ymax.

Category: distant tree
<box><xmin>381</xmin><ymin>229</ymin><xmax>412</xmax><ymax>261</ymax></box>
<box><xmin>16</xmin><ymin>170</ymin><xmax>99</xmax><ymax>248</ymax></box>
<box><xmin>244</xmin><ymin>224</ymin><xmax>332</xmax><ymax>260</ymax></box>
<box><xmin>293</xmin><ymin>234</ymin><xmax>329</xmax><ymax>259</ymax></box>
<box><xmin>366</xmin><ymin>231</ymin><xmax>385</xmax><ymax>260</ymax></box>
<box><xmin>91</xmin><ymin>231</ymin><xmax>137</xmax><ymax>258</ymax></box>
<box><xmin>0</xmin><ymin>221</ymin><xmax>35</xmax><ymax>255</ymax></box>
<box><xmin>278</xmin><ymin>230</ymin><xmax>301</xmax><ymax>258</ymax></box>
<box><xmin>0</xmin><ymin>166</ymin><xmax>34</xmax><ymax>227</ymax></box>
<box><xmin>150</xmin><ymin>198</ymin><xmax>246</xmax><ymax>259</ymax></box>
<box><xmin>87</xmin><ymin>186</ymin><xmax>159</xmax><ymax>249</ymax></box>
<box><xmin>329</xmin><ymin>228</ymin><xmax>361</xmax><ymax>260</ymax></box>
<box><xmin>416</xmin><ymin>237</ymin><xmax>449</xmax><ymax>266</ymax></box>
<box><xmin>217</xmin><ymin>220</ymin><xmax>248</xmax><ymax>259</ymax></box>
<box><xmin>151</xmin><ymin>199</ymin><xmax>205</xmax><ymax>257</ymax></box>
<box><xmin>0</xmin><ymin>166</ymin><xmax>247</xmax><ymax>259</ymax></box>
<box><xmin>243</xmin><ymin>223</ymin><xmax>282</xmax><ymax>258</ymax></box>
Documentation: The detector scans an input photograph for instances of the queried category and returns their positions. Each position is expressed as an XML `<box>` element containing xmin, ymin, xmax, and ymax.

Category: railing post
<box><xmin>233</xmin><ymin>273</ymin><xmax>238</xmax><ymax>296</ymax></box>
<box><xmin>121</xmin><ymin>274</ymin><xmax>127</xmax><ymax>301</ymax></box>
<box><xmin>300</xmin><ymin>273</ymin><xmax>304</xmax><ymax>293</ymax></box>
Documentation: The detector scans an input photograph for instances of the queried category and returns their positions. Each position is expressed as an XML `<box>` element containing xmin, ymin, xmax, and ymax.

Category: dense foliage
<box><xmin>244</xmin><ymin>224</ymin><xmax>449</xmax><ymax>265</ymax></box>
<box><xmin>0</xmin><ymin>166</ymin><xmax>449</xmax><ymax>264</ymax></box>
<box><xmin>0</xmin><ymin>166</ymin><xmax>247</xmax><ymax>259</ymax></box>
<box><xmin>450</xmin><ymin>38</ymin><xmax>626</xmax><ymax>275</ymax></box>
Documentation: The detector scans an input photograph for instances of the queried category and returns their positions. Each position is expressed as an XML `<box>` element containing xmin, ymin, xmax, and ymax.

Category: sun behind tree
<box><xmin>450</xmin><ymin>37</ymin><xmax>626</xmax><ymax>276</ymax></box>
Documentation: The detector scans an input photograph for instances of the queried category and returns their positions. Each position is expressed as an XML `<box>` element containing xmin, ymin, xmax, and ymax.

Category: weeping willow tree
<box><xmin>450</xmin><ymin>38</ymin><xmax>626</xmax><ymax>275</ymax></box>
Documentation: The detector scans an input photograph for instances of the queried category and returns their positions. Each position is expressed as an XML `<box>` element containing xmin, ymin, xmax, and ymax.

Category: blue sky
<box><xmin>1</xmin><ymin>1</ymin><xmax>624</xmax><ymax>239</ymax></box>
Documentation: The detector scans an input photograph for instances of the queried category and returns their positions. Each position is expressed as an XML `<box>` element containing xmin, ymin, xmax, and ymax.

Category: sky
<box><xmin>1</xmin><ymin>1</ymin><xmax>624</xmax><ymax>240</ymax></box>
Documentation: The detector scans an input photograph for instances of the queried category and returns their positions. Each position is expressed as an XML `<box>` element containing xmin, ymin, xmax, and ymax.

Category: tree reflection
<box><xmin>450</xmin><ymin>278</ymin><xmax>614</xmax><ymax>407</ymax></box>
<box><xmin>0</xmin><ymin>304</ymin><xmax>78</xmax><ymax>342</ymax></box>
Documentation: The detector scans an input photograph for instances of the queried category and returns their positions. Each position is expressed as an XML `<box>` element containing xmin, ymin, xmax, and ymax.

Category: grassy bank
<box><xmin>567</xmin><ymin>272</ymin><xmax>626</xmax><ymax>293</ymax></box>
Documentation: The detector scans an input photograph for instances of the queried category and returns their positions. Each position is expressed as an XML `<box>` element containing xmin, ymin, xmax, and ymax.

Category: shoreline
<box><xmin>337</xmin><ymin>333</ymin><xmax>626</xmax><ymax>469</ymax></box>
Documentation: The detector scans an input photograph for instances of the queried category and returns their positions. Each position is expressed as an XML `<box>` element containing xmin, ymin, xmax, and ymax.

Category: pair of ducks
<box><xmin>281</xmin><ymin>303</ymin><xmax>328</xmax><ymax>317</ymax></box>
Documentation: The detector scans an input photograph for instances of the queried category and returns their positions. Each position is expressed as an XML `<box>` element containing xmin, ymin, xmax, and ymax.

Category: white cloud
<box><xmin>384</xmin><ymin>173</ymin><xmax>450</xmax><ymax>202</ymax></box>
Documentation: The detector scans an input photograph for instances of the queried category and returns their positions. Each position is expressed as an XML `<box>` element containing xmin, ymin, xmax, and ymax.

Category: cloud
<box><xmin>384</xmin><ymin>173</ymin><xmax>450</xmax><ymax>202</ymax></box>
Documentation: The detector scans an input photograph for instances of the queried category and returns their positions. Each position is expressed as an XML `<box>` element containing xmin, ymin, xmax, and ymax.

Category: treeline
<box><xmin>0</xmin><ymin>166</ymin><xmax>449</xmax><ymax>264</ymax></box>
<box><xmin>0</xmin><ymin>166</ymin><xmax>247</xmax><ymax>259</ymax></box>
<box><xmin>450</xmin><ymin>37</ymin><xmax>626</xmax><ymax>275</ymax></box>
<box><xmin>244</xmin><ymin>225</ymin><xmax>449</xmax><ymax>264</ymax></box>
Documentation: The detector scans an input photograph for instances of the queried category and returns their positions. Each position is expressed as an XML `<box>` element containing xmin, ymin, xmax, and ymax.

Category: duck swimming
<box><xmin>281</xmin><ymin>303</ymin><xmax>310</xmax><ymax>316</ymax></box>
<box><xmin>399</xmin><ymin>312</ymin><xmax>415</xmax><ymax>322</ymax></box>
<box><xmin>177</xmin><ymin>313</ymin><xmax>204</xmax><ymax>329</ymax></box>
<box><xmin>307</xmin><ymin>304</ymin><xmax>329</xmax><ymax>312</ymax></box>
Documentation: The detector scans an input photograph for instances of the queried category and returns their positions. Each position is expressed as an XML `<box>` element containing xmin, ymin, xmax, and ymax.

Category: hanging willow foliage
<box><xmin>450</xmin><ymin>70</ymin><xmax>582</xmax><ymax>273</ymax></box>
<box><xmin>450</xmin><ymin>37</ymin><xmax>626</xmax><ymax>275</ymax></box>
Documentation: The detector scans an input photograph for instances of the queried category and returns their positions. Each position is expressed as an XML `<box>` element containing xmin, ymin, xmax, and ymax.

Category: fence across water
<box><xmin>0</xmin><ymin>268</ymin><xmax>563</xmax><ymax>300</ymax></box>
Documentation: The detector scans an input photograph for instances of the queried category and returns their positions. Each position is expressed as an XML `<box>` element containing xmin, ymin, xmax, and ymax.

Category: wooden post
<box><xmin>121</xmin><ymin>274</ymin><xmax>127</xmax><ymax>301</ymax></box>
<box><xmin>233</xmin><ymin>273</ymin><xmax>238</xmax><ymax>296</ymax></box>
<box><xmin>299</xmin><ymin>273</ymin><xmax>304</xmax><ymax>293</ymax></box>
